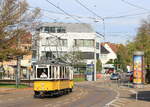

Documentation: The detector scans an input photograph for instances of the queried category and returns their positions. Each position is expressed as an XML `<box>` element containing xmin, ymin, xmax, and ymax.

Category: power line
<box><xmin>75</xmin><ymin>0</ymin><xmax>105</xmax><ymax>36</ymax></box>
<box><xmin>45</xmin><ymin>0</ymin><xmax>105</xmax><ymax>37</ymax></box>
<box><xmin>104</xmin><ymin>12</ymin><xmax>149</xmax><ymax>19</ymax></box>
<box><xmin>121</xmin><ymin>0</ymin><xmax>150</xmax><ymax>12</ymax></box>
<box><xmin>29</xmin><ymin>6</ymin><xmax>149</xmax><ymax>21</ymax></box>
<box><xmin>75</xmin><ymin>0</ymin><xmax>104</xmax><ymax>21</ymax></box>
<box><xmin>45</xmin><ymin>0</ymin><xmax>82</xmax><ymax>23</ymax></box>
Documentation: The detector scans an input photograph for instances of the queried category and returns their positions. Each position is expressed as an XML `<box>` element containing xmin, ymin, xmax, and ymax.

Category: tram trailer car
<box><xmin>33</xmin><ymin>62</ymin><xmax>74</xmax><ymax>97</ymax></box>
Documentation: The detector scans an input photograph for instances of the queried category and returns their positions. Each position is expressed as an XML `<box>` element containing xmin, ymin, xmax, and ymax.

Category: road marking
<box><xmin>110</xmin><ymin>103</ymin><xmax>121</xmax><ymax>107</ymax></box>
<box><xmin>129</xmin><ymin>90</ymin><xmax>137</xmax><ymax>94</ymax></box>
<box><xmin>113</xmin><ymin>101</ymin><xmax>124</xmax><ymax>106</ymax></box>
<box><xmin>105</xmin><ymin>87</ymin><xmax>120</xmax><ymax>107</ymax></box>
<box><xmin>117</xmin><ymin>99</ymin><xmax>129</xmax><ymax>103</ymax></box>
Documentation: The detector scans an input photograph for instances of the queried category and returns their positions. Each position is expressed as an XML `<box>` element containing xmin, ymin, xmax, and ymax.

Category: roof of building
<box><xmin>101</xmin><ymin>45</ymin><xmax>110</xmax><ymax>54</ymax></box>
<box><xmin>101</xmin><ymin>42</ymin><xmax>119</xmax><ymax>53</ymax></box>
<box><xmin>40</xmin><ymin>23</ymin><xmax>94</xmax><ymax>33</ymax></box>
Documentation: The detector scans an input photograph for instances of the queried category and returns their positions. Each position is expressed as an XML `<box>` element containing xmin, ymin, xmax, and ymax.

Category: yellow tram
<box><xmin>33</xmin><ymin>60</ymin><xmax>74</xmax><ymax>97</ymax></box>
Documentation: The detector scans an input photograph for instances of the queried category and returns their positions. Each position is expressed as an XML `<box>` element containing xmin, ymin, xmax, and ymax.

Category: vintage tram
<box><xmin>33</xmin><ymin>59</ymin><xmax>74</xmax><ymax>97</ymax></box>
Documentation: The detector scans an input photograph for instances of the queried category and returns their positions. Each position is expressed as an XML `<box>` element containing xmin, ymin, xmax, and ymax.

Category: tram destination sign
<box><xmin>38</xmin><ymin>64</ymin><xmax>47</xmax><ymax>68</ymax></box>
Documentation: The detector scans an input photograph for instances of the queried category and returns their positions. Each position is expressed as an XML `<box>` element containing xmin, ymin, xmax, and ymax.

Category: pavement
<box><xmin>0</xmin><ymin>87</ymin><xmax>33</xmax><ymax>92</ymax></box>
<box><xmin>96</xmin><ymin>78</ymin><xmax>150</xmax><ymax>107</ymax></box>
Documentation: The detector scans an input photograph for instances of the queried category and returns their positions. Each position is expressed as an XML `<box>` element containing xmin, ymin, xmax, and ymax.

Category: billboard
<box><xmin>133</xmin><ymin>55</ymin><xmax>143</xmax><ymax>84</ymax></box>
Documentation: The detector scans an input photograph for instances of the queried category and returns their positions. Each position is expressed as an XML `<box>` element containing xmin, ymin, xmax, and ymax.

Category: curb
<box><xmin>0</xmin><ymin>87</ymin><xmax>33</xmax><ymax>92</ymax></box>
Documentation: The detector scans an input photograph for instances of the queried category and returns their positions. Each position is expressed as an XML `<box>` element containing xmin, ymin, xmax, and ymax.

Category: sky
<box><xmin>27</xmin><ymin>0</ymin><xmax>150</xmax><ymax>44</ymax></box>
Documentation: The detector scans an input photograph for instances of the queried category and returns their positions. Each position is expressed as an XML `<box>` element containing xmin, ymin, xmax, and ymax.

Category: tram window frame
<box><xmin>63</xmin><ymin>66</ymin><xmax>65</xmax><ymax>79</ymax></box>
<box><xmin>37</xmin><ymin>68</ymin><xmax>48</xmax><ymax>79</ymax></box>
<box><xmin>56</xmin><ymin>66</ymin><xmax>58</xmax><ymax>79</ymax></box>
<box><xmin>64</xmin><ymin>67</ymin><xmax>67</xmax><ymax>79</ymax></box>
<box><xmin>51</xmin><ymin>66</ymin><xmax>54</xmax><ymax>79</ymax></box>
<box><xmin>49</xmin><ymin>66</ymin><xmax>51</xmax><ymax>78</ymax></box>
<box><xmin>60</xmin><ymin>66</ymin><xmax>62</xmax><ymax>79</ymax></box>
<box><xmin>66</xmin><ymin>67</ymin><xmax>69</xmax><ymax>79</ymax></box>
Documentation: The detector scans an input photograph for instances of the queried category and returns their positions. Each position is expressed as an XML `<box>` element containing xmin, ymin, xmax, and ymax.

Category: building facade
<box><xmin>32</xmin><ymin>23</ymin><xmax>103</xmax><ymax>79</ymax></box>
<box><xmin>100</xmin><ymin>42</ymin><xmax>118</xmax><ymax>73</ymax></box>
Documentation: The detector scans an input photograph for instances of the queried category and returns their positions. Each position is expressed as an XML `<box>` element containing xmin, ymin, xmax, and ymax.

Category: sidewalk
<box><xmin>0</xmin><ymin>87</ymin><xmax>32</xmax><ymax>92</ymax></box>
<box><xmin>0</xmin><ymin>87</ymin><xmax>16</xmax><ymax>92</ymax></box>
<box><xmin>95</xmin><ymin>78</ymin><xmax>150</xmax><ymax>107</ymax></box>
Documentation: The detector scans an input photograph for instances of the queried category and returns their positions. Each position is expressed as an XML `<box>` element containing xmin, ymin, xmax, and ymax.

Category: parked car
<box><xmin>126</xmin><ymin>71</ymin><xmax>133</xmax><ymax>77</ymax></box>
<box><xmin>110</xmin><ymin>73</ymin><xmax>121</xmax><ymax>80</ymax></box>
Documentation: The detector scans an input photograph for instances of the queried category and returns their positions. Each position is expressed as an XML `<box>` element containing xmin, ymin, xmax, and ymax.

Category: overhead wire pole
<box><xmin>75</xmin><ymin>0</ymin><xmax>105</xmax><ymax>81</ymax></box>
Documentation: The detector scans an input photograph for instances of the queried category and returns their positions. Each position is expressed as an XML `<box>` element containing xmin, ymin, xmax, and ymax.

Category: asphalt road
<box><xmin>0</xmin><ymin>81</ymin><xmax>117</xmax><ymax>107</ymax></box>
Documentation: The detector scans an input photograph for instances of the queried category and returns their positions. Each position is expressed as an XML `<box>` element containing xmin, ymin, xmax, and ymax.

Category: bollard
<box><xmin>136</xmin><ymin>91</ymin><xmax>138</xmax><ymax>101</ymax></box>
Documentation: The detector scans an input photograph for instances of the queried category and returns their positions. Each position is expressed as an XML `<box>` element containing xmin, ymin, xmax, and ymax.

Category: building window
<box><xmin>59</xmin><ymin>39</ymin><xmax>67</xmax><ymax>47</ymax></box>
<box><xmin>96</xmin><ymin>53</ymin><xmax>99</xmax><ymax>59</ymax></box>
<box><xmin>32</xmin><ymin>50</ymin><xmax>37</xmax><ymax>59</ymax></box>
<box><xmin>74</xmin><ymin>39</ymin><xmax>94</xmax><ymax>47</ymax></box>
<box><xmin>81</xmin><ymin>52</ymin><xmax>94</xmax><ymax>59</ymax></box>
<box><xmin>96</xmin><ymin>42</ymin><xmax>99</xmax><ymax>49</ymax></box>
<box><xmin>57</xmin><ymin>27</ymin><xmax>66</xmax><ymax>33</ymax></box>
<box><xmin>49</xmin><ymin>27</ymin><xmax>55</xmax><ymax>33</ymax></box>
<box><xmin>43</xmin><ymin>26</ymin><xmax>66</xmax><ymax>33</ymax></box>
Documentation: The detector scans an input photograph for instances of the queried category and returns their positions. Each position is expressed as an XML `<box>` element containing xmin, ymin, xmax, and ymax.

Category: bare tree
<box><xmin>0</xmin><ymin>0</ymin><xmax>41</xmax><ymax>60</ymax></box>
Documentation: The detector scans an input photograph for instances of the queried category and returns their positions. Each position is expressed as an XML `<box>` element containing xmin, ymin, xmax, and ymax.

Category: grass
<box><xmin>0</xmin><ymin>83</ymin><xmax>29</xmax><ymax>88</ymax></box>
<box><xmin>73</xmin><ymin>78</ymin><xmax>85</xmax><ymax>82</ymax></box>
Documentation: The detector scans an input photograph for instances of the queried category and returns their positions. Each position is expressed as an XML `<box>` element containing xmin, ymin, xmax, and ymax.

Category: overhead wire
<box><xmin>45</xmin><ymin>0</ymin><xmax>82</xmax><ymax>23</ymax></box>
<box><xmin>75</xmin><ymin>0</ymin><xmax>105</xmax><ymax>37</ymax></box>
<box><xmin>104</xmin><ymin>12</ymin><xmax>149</xmax><ymax>19</ymax></box>
<box><xmin>29</xmin><ymin>5</ymin><xmax>149</xmax><ymax>21</ymax></box>
<box><xmin>121</xmin><ymin>0</ymin><xmax>150</xmax><ymax>12</ymax></box>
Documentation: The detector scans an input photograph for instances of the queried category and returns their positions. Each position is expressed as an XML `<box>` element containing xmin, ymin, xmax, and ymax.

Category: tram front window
<box><xmin>37</xmin><ymin>68</ymin><xmax>48</xmax><ymax>79</ymax></box>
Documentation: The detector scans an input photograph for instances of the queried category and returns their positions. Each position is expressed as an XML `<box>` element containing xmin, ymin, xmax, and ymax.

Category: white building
<box><xmin>100</xmin><ymin>43</ymin><xmax>118</xmax><ymax>73</ymax></box>
<box><xmin>32</xmin><ymin>23</ymin><xmax>103</xmax><ymax>79</ymax></box>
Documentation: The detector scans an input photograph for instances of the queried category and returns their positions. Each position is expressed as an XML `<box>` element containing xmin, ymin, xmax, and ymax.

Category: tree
<box><xmin>61</xmin><ymin>46</ymin><xmax>86</xmax><ymax>75</ymax></box>
<box><xmin>116</xmin><ymin>44</ymin><xmax>129</xmax><ymax>72</ymax></box>
<box><xmin>0</xmin><ymin>0</ymin><xmax>41</xmax><ymax>61</ymax></box>
<box><xmin>96</xmin><ymin>59</ymin><xmax>102</xmax><ymax>73</ymax></box>
<box><xmin>61</xmin><ymin>48</ymin><xmax>86</xmax><ymax>68</ymax></box>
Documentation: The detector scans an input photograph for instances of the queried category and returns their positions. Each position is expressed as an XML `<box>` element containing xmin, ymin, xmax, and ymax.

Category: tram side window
<box><xmin>49</xmin><ymin>66</ymin><xmax>51</xmax><ymax>78</ymax></box>
<box><xmin>60</xmin><ymin>66</ymin><xmax>62</xmax><ymax>79</ymax></box>
<box><xmin>52</xmin><ymin>66</ymin><xmax>54</xmax><ymax>78</ymax></box>
<box><xmin>66</xmin><ymin>67</ymin><xmax>69</xmax><ymax>79</ymax></box>
<box><xmin>56</xmin><ymin>67</ymin><xmax>58</xmax><ymax>78</ymax></box>
<box><xmin>34</xmin><ymin>66</ymin><xmax>36</xmax><ymax>78</ymax></box>
<box><xmin>63</xmin><ymin>67</ymin><xmax>65</xmax><ymax>78</ymax></box>
<box><xmin>37</xmin><ymin>68</ymin><xmax>48</xmax><ymax>78</ymax></box>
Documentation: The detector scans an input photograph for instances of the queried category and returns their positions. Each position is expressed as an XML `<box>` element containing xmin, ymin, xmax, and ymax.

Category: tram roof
<box><xmin>33</xmin><ymin>59</ymin><xmax>68</xmax><ymax>66</ymax></box>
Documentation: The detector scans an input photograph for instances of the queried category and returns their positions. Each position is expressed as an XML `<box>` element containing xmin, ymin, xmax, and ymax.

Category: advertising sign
<box><xmin>133</xmin><ymin>55</ymin><xmax>143</xmax><ymax>84</ymax></box>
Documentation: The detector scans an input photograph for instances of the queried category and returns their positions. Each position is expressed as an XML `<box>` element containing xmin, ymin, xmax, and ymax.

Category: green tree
<box><xmin>96</xmin><ymin>59</ymin><xmax>102</xmax><ymax>73</ymax></box>
<box><xmin>0</xmin><ymin>0</ymin><xmax>41</xmax><ymax>61</ymax></box>
<box><xmin>116</xmin><ymin>44</ymin><xmax>129</xmax><ymax>72</ymax></box>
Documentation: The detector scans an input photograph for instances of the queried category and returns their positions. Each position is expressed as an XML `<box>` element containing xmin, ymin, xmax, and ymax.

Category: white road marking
<box><xmin>110</xmin><ymin>103</ymin><xmax>121</xmax><ymax>107</ymax></box>
<box><xmin>113</xmin><ymin>101</ymin><xmax>124</xmax><ymax>106</ymax></box>
<box><xmin>129</xmin><ymin>90</ymin><xmax>137</xmax><ymax>94</ymax></box>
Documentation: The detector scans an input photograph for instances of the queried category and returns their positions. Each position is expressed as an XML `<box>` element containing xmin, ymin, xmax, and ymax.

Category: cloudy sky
<box><xmin>27</xmin><ymin>0</ymin><xmax>150</xmax><ymax>44</ymax></box>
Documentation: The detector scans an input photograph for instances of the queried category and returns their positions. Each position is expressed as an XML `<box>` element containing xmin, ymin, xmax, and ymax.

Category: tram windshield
<box><xmin>37</xmin><ymin>68</ymin><xmax>48</xmax><ymax>79</ymax></box>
